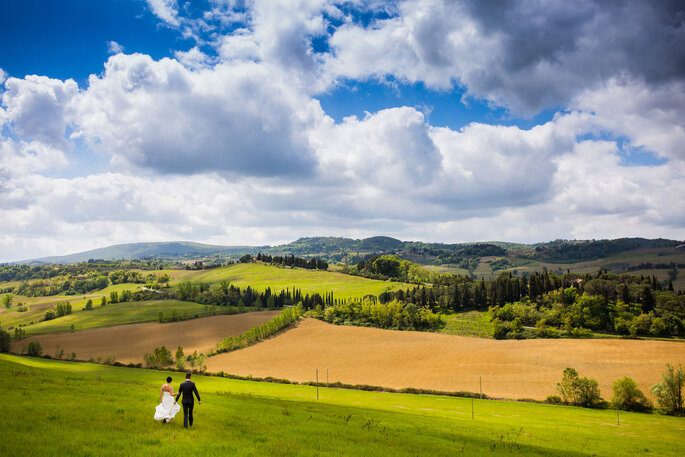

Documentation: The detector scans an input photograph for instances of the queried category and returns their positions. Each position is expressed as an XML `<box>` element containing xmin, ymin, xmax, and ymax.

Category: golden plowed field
<box><xmin>15</xmin><ymin>311</ymin><xmax>279</xmax><ymax>364</ymax></box>
<box><xmin>206</xmin><ymin>318</ymin><xmax>685</xmax><ymax>401</ymax></box>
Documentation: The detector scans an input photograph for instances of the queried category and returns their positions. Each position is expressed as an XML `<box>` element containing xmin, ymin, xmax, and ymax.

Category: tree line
<box><xmin>254</xmin><ymin>253</ymin><xmax>328</xmax><ymax>270</ymax></box>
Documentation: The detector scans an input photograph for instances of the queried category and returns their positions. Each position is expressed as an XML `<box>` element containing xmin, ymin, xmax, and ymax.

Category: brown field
<box><xmin>206</xmin><ymin>318</ymin><xmax>685</xmax><ymax>401</ymax></box>
<box><xmin>14</xmin><ymin>311</ymin><xmax>279</xmax><ymax>364</ymax></box>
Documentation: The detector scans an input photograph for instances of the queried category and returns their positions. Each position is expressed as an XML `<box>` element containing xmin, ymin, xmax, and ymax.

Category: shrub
<box><xmin>44</xmin><ymin>309</ymin><xmax>56</xmax><ymax>321</ymax></box>
<box><xmin>612</xmin><ymin>377</ymin><xmax>651</xmax><ymax>411</ymax></box>
<box><xmin>650</xmin><ymin>364</ymin><xmax>684</xmax><ymax>414</ymax></box>
<box><xmin>84</xmin><ymin>299</ymin><xmax>93</xmax><ymax>310</ymax></box>
<box><xmin>556</xmin><ymin>367</ymin><xmax>602</xmax><ymax>407</ymax></box>
<box><xmin>545</xmin><ymin>395</ymin><xmax>563</xmax><ymax>404</ymax></box>
<box><xmin>26</xmin><ymin>340</ymin><xmax>43</xmax><ymax>357</ymax></box>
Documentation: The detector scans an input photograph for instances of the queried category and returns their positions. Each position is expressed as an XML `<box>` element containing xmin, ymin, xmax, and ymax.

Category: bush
<box><xmin>26</xmin><ymin>340</ymin><xmax>43</xmax><ymax>357</ymax></box>
<box><xmin>650</xmin><ymin>364</ymin><xmax>684</xmax><ymax>414</ymax></box>
<box><xmin>612</xmin><ymin>377</ymin><xmax>651</xmax><ymax>411</ymax></box>
<box><xmin>84</xmin><ymin>299</ymin><xmax>93</xmax><ymax>311</ymax></box>
<box><xmin>44</xmin><ymin>309</ymin><xmax>56</xmax><ymax>321</ymax></box>
<box><xmin>545</xmin><ymin>395</ymin><xmax>563</xmax><ymax>404</ymax></box>
<box><xmin>556</xmin><ymin>367</ymin><xmax>602</xmax><ymax>407</ymax></box>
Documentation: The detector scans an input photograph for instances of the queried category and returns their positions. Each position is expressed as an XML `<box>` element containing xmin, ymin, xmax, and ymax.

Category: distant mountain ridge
<box><xmin>16</xmin><ymin>241</ymin><xmax>260</xmax><ymax>265</ymax></box>
<box><xmin>10</xmin><ymin>236</ymin><xmax>683</xmax><ymax>265</ymax></box>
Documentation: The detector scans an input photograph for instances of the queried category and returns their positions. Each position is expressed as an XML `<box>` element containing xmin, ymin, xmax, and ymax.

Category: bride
<box><xmin>154</xmin><ymin>376</ymin><xmax>181</xmax><ymax>423</ymax></box>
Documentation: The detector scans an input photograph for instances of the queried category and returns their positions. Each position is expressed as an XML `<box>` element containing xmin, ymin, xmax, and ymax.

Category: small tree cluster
<box><xmin>217</xmin><ymin>305</ymin><xmax>304</xmax><ymax>353</ymax></box>
<box><xmin>611</xmin><ymin>377</ymin><xmax>651</xmax><ymax>411</ymax></box>
<box><xmin>144</xmin><ymin>346</ymin><xmax>173</xmax><ymax>368</ymax></box>
<box><xmin>26</xmin><ymin>340</ymin><xmax>42</xmax><ymax>357</ymax></box>
<box><xmin>557</xmin><ymin>367</ymin><xmax>602</xmax><ymax>407</ymax></box>
<box><xmin>650</xmin><ymin>364</ymin><xmax>684</xmax><ymax>415</ymax></box>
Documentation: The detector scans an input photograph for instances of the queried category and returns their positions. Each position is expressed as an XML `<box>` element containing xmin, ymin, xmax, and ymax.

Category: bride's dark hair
<box><xmin>166</xmin><ymin>376</ymin><xmax>172</xmax><ymax>383</ymax></box>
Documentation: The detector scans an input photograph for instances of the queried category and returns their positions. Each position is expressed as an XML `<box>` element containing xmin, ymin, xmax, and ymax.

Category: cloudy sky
<box><xmin>1</xmin><ymin>0</ymin><xmax>684</xmax><ymax>261</ymax></box>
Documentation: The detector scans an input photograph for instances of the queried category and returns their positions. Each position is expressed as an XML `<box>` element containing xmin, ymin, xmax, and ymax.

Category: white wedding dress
<box><xmin>154</xmin><ymin>392</ymin><xmax>181</xmax><ymax>422</ymax></box>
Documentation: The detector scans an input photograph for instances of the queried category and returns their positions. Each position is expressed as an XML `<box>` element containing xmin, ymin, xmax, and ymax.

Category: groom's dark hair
<box><xmin>185</xmin><ymin>372</ymin><xmax>191</xmax><ymax>379</ymax></box>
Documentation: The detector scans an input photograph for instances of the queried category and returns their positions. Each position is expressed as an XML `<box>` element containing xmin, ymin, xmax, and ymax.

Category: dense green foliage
<box><xmin>342</xmin><ymin>254</ymin><xmax>440</xmax><ymax>283</ymax></box>
<box><xmin>314</xmin><ymin>298</ymin><xmax>442</xmax><ymax>331</ymax></box>
<box><xmin>255</xmin><ymin>253</ymin><xmax>328</xmax><ymax>270</ymax></box>
<box><xmin>521</xmin><ymin>238</ymin><xmax>680</xmax><ymax>262</ymax></box>
<box><xmin>216</xmin><ymin>305</ymin><xmax>304</xmax><ymax>353</ymax></box>
<box><xmin>144</xmin><ymin>346</ymin><xmax>173</xmax><ymax>368</ymax></box>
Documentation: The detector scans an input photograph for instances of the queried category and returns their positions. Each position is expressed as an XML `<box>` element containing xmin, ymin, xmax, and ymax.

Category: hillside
<box><xmin>18</xmin><ymin>241</ymin><xmax>260</xmax><ymax>264</ymax></box>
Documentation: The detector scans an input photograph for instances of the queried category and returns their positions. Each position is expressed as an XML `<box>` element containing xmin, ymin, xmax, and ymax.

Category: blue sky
<box><xmin>0</xmin><ymin>0</ymin><xmax>684</xmax><ymax>261</ymax></box>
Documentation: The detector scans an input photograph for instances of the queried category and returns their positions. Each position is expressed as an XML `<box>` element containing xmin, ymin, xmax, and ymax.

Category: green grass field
<box><xmin>1</xmin><ymin>282</ymin><xmax>155</xmax><ymax>329</ymax></box>
<box><xmin>9</xmin><ymin>300</ymin><xmax>216</xmax><ymax>336</ymax></box>
<box><xmin>441</xmin><ymin>310</ymin><xmax>493</xmax><ymax>338</ymax></box>
<box><xmin>172</xmin><ymin>263</ymin><xmax>411</xmax><ymax>299</ymax></box>
<box><xmin>1</xmin><ymin>354</ymin><xmax>683</xmax><ymax>456</ymax></box>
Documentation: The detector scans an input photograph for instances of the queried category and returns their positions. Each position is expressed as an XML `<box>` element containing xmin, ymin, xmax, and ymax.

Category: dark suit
<box><xmin>176</xmin><ymin>380</ymin><xmax>201</xmax><ymax>428</ymax></box>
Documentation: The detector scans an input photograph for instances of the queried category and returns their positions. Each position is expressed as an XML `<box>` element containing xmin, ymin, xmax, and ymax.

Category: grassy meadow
<box><xmin>1</xmin><ymin>354</ymin><xmax>683</xmax><ymax>457</ymax></box>
<box><xmin>8</xmin><ymin>300</ymin><xmax>217</xmax><ymax>336</ymax></box>
<box><xmin>171</xmin><ymin>263</ymin><xmax>411</xmax><ymax>299</ymax></box>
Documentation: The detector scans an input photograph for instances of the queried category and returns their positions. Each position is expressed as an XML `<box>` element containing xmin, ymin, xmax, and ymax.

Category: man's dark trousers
<box><xmin>176</xmin><ymin>379</ymin><xmax>201</xmax><ymax>429</ymax></box>
<box><xmin>182</xmin><ymin>403</ymin><xmax>194</xmax><ymax>428</ymax></box>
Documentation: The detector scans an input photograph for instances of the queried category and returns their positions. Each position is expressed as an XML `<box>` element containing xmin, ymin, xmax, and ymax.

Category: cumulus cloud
<box><xmin>324</xmin><ymin>0</ymin><xmax>685</xmax><ymax>114</ymax></box>
<box><xmin>1</xmin><ymin>0</ymin><xmax>684</xmax><ymax>261</ymax></box>
<box><xmin>72</xmin><ymin>53</ymin><xmax>323</xmax><ymax>176</ymax></box>
<box><xmin>1</xmin><ymin>75</ymin><xmax>78</xmax><ymax>146</ymax></box>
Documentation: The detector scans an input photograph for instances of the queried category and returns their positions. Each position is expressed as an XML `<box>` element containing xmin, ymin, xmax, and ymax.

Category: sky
<box><xmin>1</xmin><ymin>0</ymin><xmax>684</xmax><ymax>261</ymax></box>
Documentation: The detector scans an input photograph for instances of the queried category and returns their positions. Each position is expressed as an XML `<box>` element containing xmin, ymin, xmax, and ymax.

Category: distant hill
<box><xmin>11</xmin><ymin>236</ymin><xmax>683</xmax><ymax>266</ymax></box>
<box><xmin>18</xmin><ymin>241</ymin><xmax>260</xmax><ymax>264</ymax></box>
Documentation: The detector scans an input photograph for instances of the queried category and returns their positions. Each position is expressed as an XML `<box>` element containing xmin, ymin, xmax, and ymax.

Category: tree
<box><xmin>109</xmin><ymin>291</ymin><xmax>119</xmax><ymax>304</ymax></box>
<box><xmin>2</xmin><ymin>293</ymin><xmax>13</xmax><ymax>309</ymax></box>
<box><xmin>557</xmin><ymin>367</ymin><xmax>602</xmax><ymax>407</ymax></box>
<box><xmin>26</xmin><ymin>340</ymin><xmax>42</xmax><ymax>357</ymax></box>
<box><xmin>650</xmin><ymin>364</ymin><xmax>685</xmax><ymax>414</ymax></box>
<box><xmin>144</xmin><ymin>346</ymin><xmax>173</xmax><ymax>368</ymax></box>
<box><xmin>175</xmin><ymin>346</ymin><xmax>185</xmax><ymax>371</ymax></box>
<box><xmin>0</xmin><ymin>329</ymin><xmax>11</xmax><ymax>352</ymax></box>
<box><xmin>84</xmin><ymin>299</ymin><xmax>93</xmax><ymax>311</ymax></box>
<box><xmin>100</xmin><ymin>296</ymin><xmax>107</xmax><ymax>306</ymax></box>
<box><xmin>612</xmin><ymin>377</ymin><xmax>651</xmax><ymax>411</ymax></box>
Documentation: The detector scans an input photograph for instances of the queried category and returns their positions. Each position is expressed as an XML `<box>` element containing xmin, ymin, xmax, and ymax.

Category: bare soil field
<box><xmin>14</xmin><ymin>311</ymin><xmax>278</xmax><ymax>364</ymax></box>
<box><xmin>206</xmin><ymin>318</ymin><xmax>685</xmax><ymax>401</ymax></box>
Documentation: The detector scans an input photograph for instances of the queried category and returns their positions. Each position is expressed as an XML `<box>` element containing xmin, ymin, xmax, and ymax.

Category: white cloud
<box><xmin>71</xmin><ymin>53</ymin><xmax>323</xmax><ymax>176</ymax></box>
<box><xmin>1</xmin><ymin>75</ymin><xmax>78</xmax><ymax>146</ymax></box>
<box><xmin>146</xmin><ymin>0</ymin><xmax>180</xmax><ymax>27</ymax></box>
<box><xmin>107</xmin><ymin>40</ymin><xmax>125</xmax><ymax>54</ymax></box>
<box><xmin>323</xmin><ymin>0</ymin><xmax>685</xmax><ymax>114</ymax></box>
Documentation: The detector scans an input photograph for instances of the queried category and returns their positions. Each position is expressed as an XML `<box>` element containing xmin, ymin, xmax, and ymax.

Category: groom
<box><xmin>176</xmin><ymin>372</ymin><xmax>201</xmax><ymax>428</ymax></box>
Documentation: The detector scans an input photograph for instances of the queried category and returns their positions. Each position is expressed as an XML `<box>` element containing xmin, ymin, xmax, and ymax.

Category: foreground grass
<box><xmin>2</xmin><ymin>354</ymin><xmax>683</xmax><ymax>456</ymax></box>
<box><xmin>173</xmin><ymin>263</ymin><xmax>411</xmax><ymax>299</ymax></box>
<box><xmin>11</xmin><ymin>300</ymin><xmax>219</xmax><ymax>336</ymax></box>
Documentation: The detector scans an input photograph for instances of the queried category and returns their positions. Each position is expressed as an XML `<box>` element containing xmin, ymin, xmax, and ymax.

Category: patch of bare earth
<box><xmin>14</xmin><ymin>311</ymin><xmax>279</xmax><ymax>364</ymax></box>
<box><xmin>206</xmin><ymin>318</ymin><xmax>685</xmax><ymax>401</ymax></box>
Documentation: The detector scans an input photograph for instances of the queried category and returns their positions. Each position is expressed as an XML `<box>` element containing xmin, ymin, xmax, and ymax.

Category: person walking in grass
<box><xmin>176</xmin><ymin>372</ymin><xmax>201</xmax><ymax>428</ymax></box>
